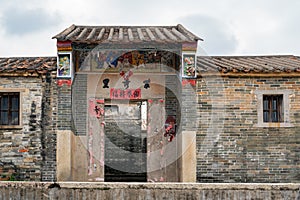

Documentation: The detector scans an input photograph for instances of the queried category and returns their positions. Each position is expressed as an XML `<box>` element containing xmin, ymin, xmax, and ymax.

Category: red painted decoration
<box><xmin>182</xmin><ymin>79</ymin><xmax>196</xmax><ymax>86</ymax></box>
<box><xmin>96</xmin><ymin>99</ymin><xmax>105</xmax><ymax>104</ymax></box>
<box><xmin>89</xmin><ymin>99</ymin><xmax>104</xmax><ymax>119</ymax></box>
<box><xmin>57</xmin><ymin>79</ymin><xmax>72</xmax><ymax>86</ymax></box>
<box><xmin>110</xmin><ymin>88</ymin><xmax>141</xmax><ymax>99</ymax></box>
<box><xmin>119</xmin><ymin>71</ymin><xmax>125</xmax><ymax>76</ymax></box>
<box><xmin>57</xmin><ymin>41</ymin><xmax>72</xmax><ymax>51</ymax></box>
<box><xmin>57</xmin><ymin>41</ymin><xmax>72</xmax><ymax>47</ymax></box>
<box><xmin>164</xmin><ymin>124</ymin><xmax>176</xmax><ymax>142</ymax></box>
<box><xmin>18</xmin><ymin>149</ymin><xmax>29</xmax><ymax>153</ymax></box>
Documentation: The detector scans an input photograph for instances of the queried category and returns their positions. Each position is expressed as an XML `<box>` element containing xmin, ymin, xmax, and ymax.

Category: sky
<box><xmin>0</xmin><ymin>0</ymin><xmax>299</xmax><ymax>57</ymax></box>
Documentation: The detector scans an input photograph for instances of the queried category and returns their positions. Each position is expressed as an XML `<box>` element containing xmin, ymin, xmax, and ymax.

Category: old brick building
<box><xmin>197</xmin><ymin>56</ymin><xmax>300</xmax><ymax>183</ymax></box>
<box><xmin>0</xmin><ymin>24</ymin><xmax>299</xmax><ymax>183</ymax></box>
<box><xmin>0</xmin><ymin>57</ymin><xmax>57</xmax><ymax>181</ymax></box>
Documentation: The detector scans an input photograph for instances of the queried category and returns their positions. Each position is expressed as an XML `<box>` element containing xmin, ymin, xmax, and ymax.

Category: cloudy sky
<box><xmin>0</xmin><ymin>0</ymin><xmax>299</xmax><ymax>57</ymax></box>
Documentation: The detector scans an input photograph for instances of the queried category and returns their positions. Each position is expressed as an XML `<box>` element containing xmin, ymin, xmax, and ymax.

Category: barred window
<box><xmin>263</xmin><ymin>95</ymin><xmax>283</xmax><ymax>122</ymax></box>
<box><xmin>0</xmin><ymin>93</ymin><xmax>20</xmax><ymax>125</ymax></box>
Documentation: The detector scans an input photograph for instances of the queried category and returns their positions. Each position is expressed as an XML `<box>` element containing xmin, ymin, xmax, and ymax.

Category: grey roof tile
<box><xmin>53</xmin><ymin>24</ymin><xmax>202</xmax><ymax>44</ymax></box>
<box><xmin>197</xmin><ymin>55</ymin><xmax>300</xmax><ymax>74</ymax></box>
<box><xmin>0</xmin><ymin>55</ymin><xmax>299</xmax><ymax>75</ymax></box>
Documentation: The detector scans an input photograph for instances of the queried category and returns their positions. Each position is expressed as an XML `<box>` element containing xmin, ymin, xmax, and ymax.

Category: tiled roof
<box><xmin>53</xmin><ymin>24</ymin><xmax>202</xmax><ymax>44</ymax></box>
<box><xmin>0</xmin><ymin>57</ymin><xmax>57</xmax><ymax>74</ymax></box>
<box><xmin>0</xmin><ymin>55</ymin><xmax>299</xmax><ymax>75</ymax></box>
<box><xmin>197</xmin><ymin>55</ymin><xmax>300</xmax><ymax>74</ymax></box>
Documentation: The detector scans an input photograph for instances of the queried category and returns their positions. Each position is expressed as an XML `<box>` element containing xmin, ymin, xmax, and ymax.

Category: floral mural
<box><xmin>182</xmin><ymin>54</ymin><xmax>196</xmax><ymax>78</ymax></box>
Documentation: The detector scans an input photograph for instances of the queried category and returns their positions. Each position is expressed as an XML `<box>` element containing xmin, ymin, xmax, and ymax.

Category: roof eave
<box><xmin>177</xmin><ymin>24</ymin><xmax>203</xmax><ymax>41</ymax></box>
<box><xmin>52</xmin><ymin>24</ymin><xmax>76</xmax><ymax>40</ymax></box>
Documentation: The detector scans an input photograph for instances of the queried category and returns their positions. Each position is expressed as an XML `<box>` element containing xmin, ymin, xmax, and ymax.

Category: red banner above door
<box><xmin>110</xmin><ymin>88</ymin><xmax>141</xmax><ymax>99</ymax></box>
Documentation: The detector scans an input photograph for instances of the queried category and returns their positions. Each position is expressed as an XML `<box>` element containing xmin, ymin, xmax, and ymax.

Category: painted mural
<box><xmin>80</xmin><ymin>50</ymin><xmax>176</xmax><ymax>73</ymax></box>
<box><xmin>182</xmin><ymin>54</ymin><xmax>196</xmax><ymax>78</ymax></box>
<box><xmin>57</xmin><ymin>53</ymin><xmax>72</xmax><ymax>78</ymax></box>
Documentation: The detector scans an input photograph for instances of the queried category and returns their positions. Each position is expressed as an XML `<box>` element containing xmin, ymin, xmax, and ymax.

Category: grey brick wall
<box><xmin>165</xmin><ymin>75</ymin><xmax>181</xmax><ymax>126</ymax></box>
<box><xmin>57</xmin><ymin>80</ymin><xmax>72</xmax><ymax>130</ymax></box>
<box><xmin>72</xmin><ymin>74</ymin><xmax>87</xmax><ymax>135</ymax></box>
<box><xmin>197</xmin><ymin>76</ymin><xmax>300</xmax><ymax>183</ymax></box>
<box><xmin>0</xmin><ymin>76</ymin><xmax>45</xmax><ymax>181</ymax></box>
<box><xmin>181</xmin><ymin>80</ymin><xmax>197</xmax><ymax>132</ymax></box>
<box><xmin>41</xmin><ymin>72</ymin><xmax>58</xmax><ymax>181</ymax></box>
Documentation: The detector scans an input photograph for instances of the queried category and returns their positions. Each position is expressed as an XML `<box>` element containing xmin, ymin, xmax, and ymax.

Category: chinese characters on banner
<box><xmin>110</xmin><ymin>88</ymin><xmax>141</xmax><ymax>99</ymax></box>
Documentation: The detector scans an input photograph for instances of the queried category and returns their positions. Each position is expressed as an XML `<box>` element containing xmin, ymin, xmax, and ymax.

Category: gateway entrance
<box><xmin>104</xmin><ymin>100</ymin><xmax>147</xmax><ymax>182</ymax></box>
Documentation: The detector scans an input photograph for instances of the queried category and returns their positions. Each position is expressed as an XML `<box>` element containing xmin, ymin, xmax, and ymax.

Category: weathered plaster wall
<box><xmin>87</xmin><ymin>73</ymin><xmax>166</xmax><ymax>99</ymax></box>
<box><xmin>197</xmin><ymin>76</ymin><xmax>300</xmax><ymax>183</ymax></box>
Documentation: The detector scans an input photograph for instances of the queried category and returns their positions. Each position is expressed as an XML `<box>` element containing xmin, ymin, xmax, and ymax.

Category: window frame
<box><xmin>0</xmin><ymin>89</ymin><xmax>23</xmax><ymax>129</ymax></box>
<box><xmin>263</xmin><ymin>94</ymin><xmax>283</xmax><ymax>123</ymax></box>
<box><xmin>255</xmin><ymin>90</ymin><xmax>292</xmax><ymax>127</ymax></box>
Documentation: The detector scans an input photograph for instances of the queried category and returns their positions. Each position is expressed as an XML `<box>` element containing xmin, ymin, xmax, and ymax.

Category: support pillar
<box><xmin>180</xmin><ymin>131</ymin><xmax>196</xmax><ymax>182</ymax></box>
<box><xmin>56</xmin><ymin>130</ymin><xmax>72</xmax><ymax>181</ymax></box>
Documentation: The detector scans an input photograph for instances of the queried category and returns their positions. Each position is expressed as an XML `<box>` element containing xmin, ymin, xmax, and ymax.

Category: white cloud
<box><xmin>1</xmin><ymin>7</ymin><xmax>61</xmax><ymax>36</ymax></box>
<box><xmin>0</xmin><ymin>0</ymin><xmax>299</xmax><ymax>57</ymax></box>
<box><xmin>178</xmin><ymin>14</ymin><xmax>238</xmax><ymax>55</ymax></box>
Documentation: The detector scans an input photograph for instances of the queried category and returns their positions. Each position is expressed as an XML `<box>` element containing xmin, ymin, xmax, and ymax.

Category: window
<box><xmin>263</xmin><ymin>95</ymin><xmax>283</xmax><ymax>122</ymax></box>
<box><xmin>255</xmin><ymin>90</ymin><xmax>292</xmax><ymax>127</ymax></box>
<box><xmin>0</xmin><ymin>93</ymin><xmax>20</xmax><ymax>125</ymax></box>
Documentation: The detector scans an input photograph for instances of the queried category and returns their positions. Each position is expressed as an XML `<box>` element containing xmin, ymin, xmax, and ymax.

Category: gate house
<box><xmin>53</xmin><ymin>24</ymin><xmax>201</xmax><ymax>182</ymax></box>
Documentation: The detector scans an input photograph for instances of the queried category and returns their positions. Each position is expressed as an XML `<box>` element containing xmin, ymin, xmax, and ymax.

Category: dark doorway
<box><xmin>104</xmin><ymin>100</ymin><xmax>147</xmax><ymax>182</ymax></box>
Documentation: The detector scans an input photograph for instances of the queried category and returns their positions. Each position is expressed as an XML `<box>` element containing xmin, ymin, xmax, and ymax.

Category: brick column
<box><xmin>41</xmin><ymin>72</ymin><xmax>58</xmax><ymax>181</ymax></box>
<box><xmin>180</xmin><ymin>80</ymin><xmax>197</xmax><ymax>182</ymax></box>
<box><xmin>56</xmin><ymin>78</ymin><xmax>73</xmax><ymax>181</ymax></box>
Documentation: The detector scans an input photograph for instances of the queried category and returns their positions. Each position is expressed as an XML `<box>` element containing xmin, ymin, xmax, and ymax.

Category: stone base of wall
<box><xmin>0</xmin><ymin>182</ymin><xmax>299</xmax><ymax>199</ymax></box>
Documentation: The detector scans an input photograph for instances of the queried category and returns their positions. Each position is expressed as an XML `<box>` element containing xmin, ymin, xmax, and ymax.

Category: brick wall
<box><xmin>0</xmin><ymin>73</ymin><xmax>58</xmax><ymax>182</ymax></box>
<box><xmin>165</xmin><ymin>75</ymin><xmax>181</xmax><ymax>126</ymax></box>
<box><xmin>197</xmin><ymin>76</ymin><xmax>300</xmax><ymax>183</ymax></box>
<box><xmin>57</xmin><ymin>81</ymin><xmax>72</xmax><ymax>130</ymax></box>
<box><xmin>182</xmin><ymin>80</ymin><xmax>197</xmax><ymax>132</ymax></box>
<box><xmin>41</xmin><ymin>72</ymin><xmax>58</xmax><ymax>181</ymax></box>
<box><xmin>72</xmin><ymin>74</ymin><xmax>87</xmax><ymax>135</ymax></box>
<box><xmin>0</xmin><ymin>76</ymin><xmax>45</xmax><ymax>181</ymax></box>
